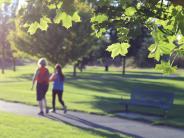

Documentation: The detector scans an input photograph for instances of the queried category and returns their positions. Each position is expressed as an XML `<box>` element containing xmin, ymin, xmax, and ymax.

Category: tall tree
<box><xmin>0</xmin><ymin>3</ymin><xmax>10</xmax><ymax>74</ymax></box>
<box><xmin>89</xmin><ymin>0</ymin><xmax>184</xmax><ymax>74</ymax></box>
<box><xmin>3</xmin><ymin>0</ymin><xmax>184</xmax><ymax>74</ymax></box>
<box><xmin>9</xmin><ymin>0</ymin><xmax>98</xmax><ymax>75</ymax></box>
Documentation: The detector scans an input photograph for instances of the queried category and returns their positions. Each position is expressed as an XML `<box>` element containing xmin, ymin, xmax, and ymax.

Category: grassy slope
<box><xmin>0</xmin><ymin>64</ymin><xmax>184</xmax><ymax>127</ymax></box>
<box><xmin>0</xmin><ymin>112</ymin><xmax>127</xmax><ymax>138</ymax></box>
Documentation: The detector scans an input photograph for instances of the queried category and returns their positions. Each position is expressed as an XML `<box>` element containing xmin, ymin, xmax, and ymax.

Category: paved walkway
<box><xmin>0</xmin><ymin>100</ymin><xmax>184</xmax><ymax>138</ymax></box>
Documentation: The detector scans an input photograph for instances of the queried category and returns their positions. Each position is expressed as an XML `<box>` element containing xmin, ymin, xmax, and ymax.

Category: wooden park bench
<box><xmin>122</xmin><ymin>89</ymin><xmax>174</xmax><ymax>117</ymax></box>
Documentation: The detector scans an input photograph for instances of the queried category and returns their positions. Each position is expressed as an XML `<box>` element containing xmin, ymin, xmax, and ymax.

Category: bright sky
<box><xmin>17</xmin><ymin>0</ymin><xmax>26</xmax><ymax>10</ymax></box>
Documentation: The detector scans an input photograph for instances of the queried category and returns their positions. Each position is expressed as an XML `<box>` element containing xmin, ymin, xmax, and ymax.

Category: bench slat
<box><xmin>124</xmin><ymin>88</ymin><xmax>174</xmax><ymax>113</ymax></box>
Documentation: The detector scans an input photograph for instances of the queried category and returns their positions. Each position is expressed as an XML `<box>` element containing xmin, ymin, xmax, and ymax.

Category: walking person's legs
<box><xmin>38</xmin><ymin>100</ymin><xmax>44</xmax><ymax>115</ymax></box>
<box><xmin>43</xmin><ymin>98</ymin><xmax>49</xmax><ymax>113</ymax></box>
<box><xmin>43</xmin><ymin>84</ymin><xmax>49</xmax><ymax>113</ymax></box>
<box><xmin>52</xmin><ymin>90</ymin><xmax>57</xmax><ymax>112</ymax></box>
<box><xmin>58</xmin><ymin>90</ymin><xmax>67</xmax><ymax>113</ymax></box>
<box><xmin>37</xmin><ymin>84</ymin><xmax>44</xmax><ymax>115</ymax></box>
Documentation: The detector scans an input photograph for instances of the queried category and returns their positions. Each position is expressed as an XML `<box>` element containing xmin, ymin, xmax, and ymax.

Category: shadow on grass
<box><xmin>8</xmin><ymin>70</ymin><xmax>184</xmax><ymax>126</ymax></box>
<box><xmin>66</xmin><ymin>72</ymin><xmax>184</xmax><ymax>95</ymax></box>
<box><xmin>13</xmin><ymin>73</ymin><xmax>33</xmax><ymax>81</ymax></box>
<box><xmin>66</xmin><ymin>71</ymin><xmax>184</xmax><ymax>81</ymax></box>
<box><xmin>64</xmin><ymin>71</ymin><xmax>184</xmax><ymax>126</ymax></box>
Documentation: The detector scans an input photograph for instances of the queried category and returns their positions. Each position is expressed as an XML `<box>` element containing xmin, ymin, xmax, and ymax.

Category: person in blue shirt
<box><xmin>49</xmin><ymin>64</ymin><xmax>67</xmax><ymax>113</ymax></box>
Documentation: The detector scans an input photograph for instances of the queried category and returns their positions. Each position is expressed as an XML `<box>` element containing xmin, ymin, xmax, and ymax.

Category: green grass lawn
<box><xmin>0</xmin><ymin>64</ymin><xmax>184</xmax><ymax>127</ymax></box>
<box><xmin>0</xmin><ymin>112</ymin><xmax>127</xmax><ymax>138</ymax></box>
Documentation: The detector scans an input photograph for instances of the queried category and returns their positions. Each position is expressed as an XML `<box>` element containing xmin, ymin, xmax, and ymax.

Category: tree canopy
<box><xmin>8</xmin><ymin>0</ymin><xmax>98</xmax><ymax>66</ymax></box>
<box><xmin>1</xmin><ymin>0</ymin><xmax>184</xmax><ymax>74</ymax></box>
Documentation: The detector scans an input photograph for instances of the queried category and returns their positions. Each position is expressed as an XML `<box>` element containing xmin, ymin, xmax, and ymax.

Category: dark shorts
<box><xmin>52</xmin><ymin>89</ymin><xmax>63</xmax><ymax>94</ymax></box>
<box><xmin>36</xmin><ymin>83</ymin><xmax>49</xmax><ymax>101</ymax></box>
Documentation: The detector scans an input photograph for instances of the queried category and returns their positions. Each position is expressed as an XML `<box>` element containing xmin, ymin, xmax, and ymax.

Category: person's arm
<box><xmin>49</xmin><ymin>73</ymin><xmax>56</xmax><ymax>82</ymax></box>
<box><xmin>31</xmin><ymin>69</ymin><xmax>39</xmax><ymax>90</ymax></box>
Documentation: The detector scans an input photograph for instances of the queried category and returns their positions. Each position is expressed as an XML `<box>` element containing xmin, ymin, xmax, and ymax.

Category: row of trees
<box><xmin>7</xmin><ymin>0</ymin><xmax>102</xmax><ymax>76</ymax></box>
<box><xmin>0</xmin><ymin>0</ymin><xmax>184</xmax><ymax>75</ymax></box>
<box><xmin>21</xmin><ymin>0</ymin><xmax>184</xmax><ymax>74</ymax></box>
<box><xmin>0</xmin><ymin>0</ymin><xmax>19</xmax><ymax>73</ymax></box>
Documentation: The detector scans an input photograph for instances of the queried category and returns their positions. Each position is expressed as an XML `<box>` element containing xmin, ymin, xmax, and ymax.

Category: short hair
<box><xmin>37</xmin><ymin>58</ymin><xmax>47</xmax><ymax>67</ymax></box>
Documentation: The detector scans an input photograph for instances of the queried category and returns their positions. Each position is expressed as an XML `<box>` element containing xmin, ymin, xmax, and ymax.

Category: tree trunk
<box><xmin>1</xmin><ymin>44</ymin><xmax>5</xmax><ymax>74</ymax></box>
<box><xmin>13</xmin><ymin>57</ymin><xmax>16</xmax><ymax>72</ymax></box>
<box><xmin>122</xmin><ymin>56</ymin><xmax>126</xmax><ymax>75</ymax></box>
<box><xmin>79</xmin><ymin>64</ymin><xmax>83</xmax><ymax>72</ymax></box>
<box><xmin>105</xmin><ymin>65</ymin><xmax>109</xmax><ymax>72</ymax></box>
<box><xmin>73</xmin><ymin>64</ymin><xmax>77</xmax><ymax>77</ymax></box>
<box><xmin>1</xmin><ymin>58</ymin><xmax>5</xmax><ymax>74</ymax></box>
<box><xmin>171</xmin><ymin>0</ymin><xmax>184</xmax><ymax>6</ymax></box>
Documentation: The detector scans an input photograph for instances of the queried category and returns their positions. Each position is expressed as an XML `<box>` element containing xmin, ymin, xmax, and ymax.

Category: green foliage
<box><xmin>61</xmin><ymin>12</ymin><xmax>72</xmax><ymax>29</ymax></box>
<box><xmin>91</xmin><ymin>14</ymin><xmax>108</xmax><ymax>24</ymax></box>
<box><xmin>26</xmin><ymin>16</ymin><xmax>52</xmax><ymax>35</ymax></box>
<box><xmin>124</xmin><ymin>7</ymin><xmax>136</xmax><ymax>16</ymax></box>
<box><xmin>92</xmin><ymin>28</ymin><xmax>106</xmax><ymax>38</ymax></box>
<box><xmin>107</xmin><ymin>43</ymin><xmax>130</xmax><ymax>58</ymax></box>
<box><xmin>1</xmin><ymin>64</ymin><xmax>184</xmax><ymax>127</ymax></box>
<box><xmin>48</xmin><ymin>4</ymin><xmax>56</xmax><ymax>10</ymax></box>
<box><xmin>9</xmin><ymin>0</ymin><xmax>184</xmax><ymax>74</ymax></box>
<box><xmin>12</xmin><ymin>0</ymin><xmax>95</xmax><ymax>66</ymax></box>
<box><xmin>117</xmin><ymin>28</ymin><xmax>129</xmax><ymax>42</ymax></box>
<box><xmin>27</xmin><ymin>22</ymin><xmax>40</xmax><ymax>35</ymax></box>
<box><xmin>54</xmin><ymin>11</ymin><xmax>73</xmax><ymax>29</ymax></box>
<box><xmin>88</xmin><ymin>0</ymin><xmax>184</xmax><ymax>74</ymax></box>
<box><xmin>0</xmin><ymin>0</ymin><xmax>11</xmax><ymax>5</ymax></box>
<box><xmin>72</xmin><ymin>11</ymin><xmax>81</xmax><ymax>22</ymax></box>
<box><xmin>39</xmin><ymin>16</ymin><xmax>52</xmax><ymax>31</ymax></box>
<box><xmin>148</xmin><ymin>29</ymin><xmax>176</xmax><ymax>61</ymax></box>
<box><xmin>0</xmin><ymin>112</ymin><xmax>127</xmax><ymax>138</ymax></box>
<box><xmin>155</xmin><ymin>61</ymin><xmax>177</xmax><ymax>75</ymax></box>
<box><xmin>26</xmin><ymin>0</ymin><xmax>81</xmax><ymax>33</ymax></box>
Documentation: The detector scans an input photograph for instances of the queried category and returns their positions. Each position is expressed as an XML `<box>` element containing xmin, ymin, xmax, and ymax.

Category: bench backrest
<box><xmin>130</xmin><ymin>89</ymin><xmax>174</xmax><ymax>110</ymax></box>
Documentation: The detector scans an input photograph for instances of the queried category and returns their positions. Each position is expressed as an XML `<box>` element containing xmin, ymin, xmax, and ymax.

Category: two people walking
<box><xmin>32</xmin><ymin>58</ymin><xmax>67</xmax><ymax>115</ymax></box>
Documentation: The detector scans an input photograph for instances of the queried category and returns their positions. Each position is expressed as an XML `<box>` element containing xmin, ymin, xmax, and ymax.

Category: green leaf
<box><xmin>106</xmin><ymin>43</ymin><xmax>130</xmax><ymax>58</ymax></box>
<box><xmin>0</xmin><ymin>0</ymin><xmax>11</xmax><ymax>5</ymax></box>
<box><xmin>57</xmin><ymin>1</ymin><xmax>63</xmax><ymax>9</ymax></box>
<box><xmin>23</xmin><ymin>23</ymin><xmax>30</xmax><ymax>28</ymax></box>
<box><xmin>54</xmin><ymin>11</ymin><xmax>73</xmax><ymax>29</ymax></box>
<box><xmin>54</xmin><ymin>10</ymin><xmax>63</xmax><ymax>24</ymax></box>
<box><xmin>95</xmin><ymin>28</ymin><xmax>106</xmax><ymax>38</ymax></box>
<box><xmin>155</xmin><ymin>61</ymin><xmax>177</xmax><ymax>75</ymax></box>
<box><xmin>39</xmin><ymin>16</ymin><xmax>52</xmax><ymax>31</ymax></box>
<box><xmin>148</xmin><ymin>42</ymin><xmax>175</xmax><ymax>61</ymax></box>
<box><xmin>27</xmin><ymin>22</ymin><xmax>40</xmax><ymax>35</ymax></box>
<box><xmin>125</xmin><ymin>7</ymin><xmax>136</xmax><ymax>16</ymax></box>
<box><xmin>60</xmin><ymin>12</ymin><xmax>73</xmax><ymax>29</ymax></box>
<box><xmin>48</xmin><ymin>4</ymin><xmax>56</xmax><ymax>9</ymax></box>
<box><xmin>148</xmin><ymin>44</ymin><xmax>161</xmax><ymax>61</ymax></box>
<box><xmin>174</xmin><ymin>10</ymin><xmax>184</xmax><ymax>35</ymax></box>
<box><xmin>149</xmin><ymin>29</ymin><xmax>176</xmax><ymax>61</ymax></box>
<box><xmin>72</xmin><ymin>12</ymin><xmax>81</xmax><ymax>22</ymax></box>
<box><xmin>91</xmin><ymin>14</ymin><xmax>108</xmax><ymax>24</ymax></box>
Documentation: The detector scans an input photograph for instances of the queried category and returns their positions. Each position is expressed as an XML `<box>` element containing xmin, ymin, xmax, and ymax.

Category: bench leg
<box><xmin>125</xmin><ymin>104</ymin><xmax>128</xmax><ymax>112</ymax></box>
<box><xmin>163</xmin><ymin>110</ymin><xmax>168</xmax><ymax>118</ymax></box>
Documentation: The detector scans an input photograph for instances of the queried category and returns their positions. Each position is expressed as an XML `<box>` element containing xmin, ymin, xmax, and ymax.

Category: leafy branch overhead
<box><xmin>25</xmin><ymin>0</ymin><xmax>81</xmax><ymax>35</ymax></box>
<box><xmin>0</xmin><ymin>0</ymin><xmax>11</xmax><ymax>5</ymax></box>
<box><xmin>54</xmin><ymin>10</ymin><xmax>81</xmax><ymax>29</ymax></box>
<box><xmin>89</xmin><ymin>0</ymin><xmax>184</xmax><ymax>74</ymax></box>
<box><xmin>155</xmin><ymin>61</ymin><xmax>177</xmax><ymax>75</ymax></box>
<box><xmin>5</xmin><ymin>0</ymin><xmax>184</xmax><ymax>74</ymax></box>
<box><xmin>107</xmin><ymin>43</ymin><xmax>130</xmax><ymax>59</ymax></box>
<box><xmin>148</xmin><ymin>28</ymin><xmax>176</xmax><ymax>61</ymax></box>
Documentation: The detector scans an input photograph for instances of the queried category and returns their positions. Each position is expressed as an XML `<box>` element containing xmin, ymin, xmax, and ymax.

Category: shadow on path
<box><xmin>45</xmin><ymin>113</ymin><xmax>142</xmax><ymax>138</ymax></box>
